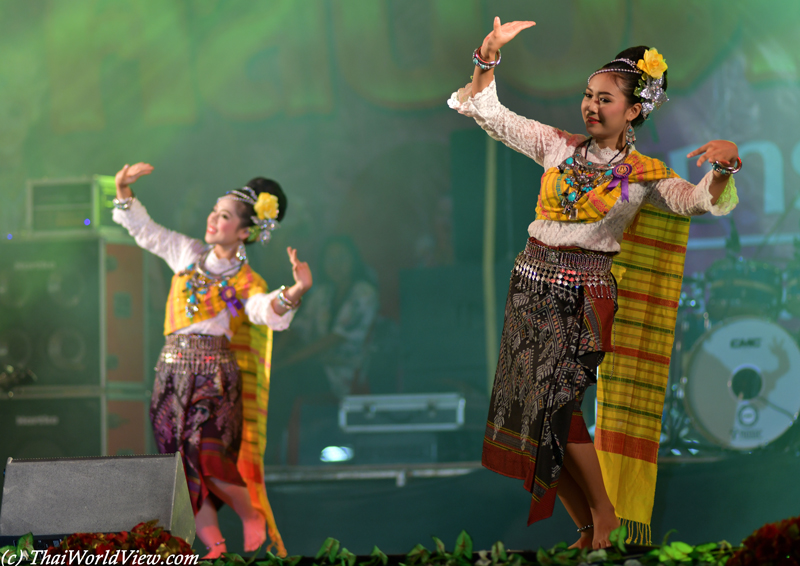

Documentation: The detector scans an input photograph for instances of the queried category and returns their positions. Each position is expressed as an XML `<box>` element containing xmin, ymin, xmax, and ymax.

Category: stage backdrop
<box><xmin>0</xmin><ymin>0</ymin><xmax>798</xmax><ymax>554</ymax></box>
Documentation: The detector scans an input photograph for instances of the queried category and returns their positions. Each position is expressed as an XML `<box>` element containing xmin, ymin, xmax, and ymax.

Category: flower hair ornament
<box><xmin>222</xmin><ymin>187</ymin><xmax>280</xmax><ymax>244</ymax></box>
<box><xmin>588</xmin><ymin>48</ymin><xmax>669</xmax><ymax>120</ymax></box>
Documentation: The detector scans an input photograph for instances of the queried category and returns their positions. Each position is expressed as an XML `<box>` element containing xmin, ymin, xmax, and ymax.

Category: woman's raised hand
<box><xmin>480</xmin><ymin>16</ymin><xmax>536</xmax><ymax>59</ymax></box>
<box><xmin>287</xmin><ymin>246</ymin><xmax>313</xmax><ymax>293</ymax></box>
<box><xmin>115</xmin><ymin>162</ymin><xmax>154</xmax><ymax>198</ymax></box>
<box><xmin>687</xmin><ymin>141</ymin><xmax>740</xmax><ymax>171</ymax></box>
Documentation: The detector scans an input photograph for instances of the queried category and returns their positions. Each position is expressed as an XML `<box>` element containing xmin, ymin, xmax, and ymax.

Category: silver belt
<box><xmin>157</xmin><ymin>334</ymin><xmax>237</xmax><ymax>374</ymax></box>
<box><xmin>513</xmin><ymin>239</ymin><xmax>616</xmax><ymax>300</ymax></box>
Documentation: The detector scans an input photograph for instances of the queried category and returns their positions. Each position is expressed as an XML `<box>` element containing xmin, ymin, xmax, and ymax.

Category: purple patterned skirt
<box><xmin>151</xmin><ymin>334</ymin><xmax>246</xmax><ymax>514</ymax></box>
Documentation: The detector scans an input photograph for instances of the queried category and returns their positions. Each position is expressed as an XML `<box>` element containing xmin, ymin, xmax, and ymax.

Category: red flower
<box><xmin>730</xmin><ymin>515</ymin><xmax>800</xmax><ymax>566</ymax></box>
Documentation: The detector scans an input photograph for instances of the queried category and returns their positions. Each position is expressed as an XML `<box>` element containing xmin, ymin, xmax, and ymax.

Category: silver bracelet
<box><xmin>277</xmin><ymin>285</ymin><xmax>301</xmax><ymax>310</ymax></box>
<box><xmin>711</xmin><ymin>157</ymin><xmax>742</xmax><ymax>175</ymax></box>
<box><xmin>577</xmin><ymin>523</ymin><xmax>594</xmax><ymax>533</ymax></box>
<box><xmin>112</xmin><ymin>195</ymin><xmax>135</xmax><ymax>210</ymax></box>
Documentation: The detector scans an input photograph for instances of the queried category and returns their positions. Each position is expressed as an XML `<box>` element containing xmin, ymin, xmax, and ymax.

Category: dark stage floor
<box><xmin>198</xmin><ymin>449</ymin><xmax>800</xmax><ymax>557</ymax></box>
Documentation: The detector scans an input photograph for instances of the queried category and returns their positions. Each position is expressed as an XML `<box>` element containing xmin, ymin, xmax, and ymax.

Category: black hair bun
<box><xmin>246</xmin><ymin>177</ymin><xmax>287</xmax><ymax>222</ymax></box>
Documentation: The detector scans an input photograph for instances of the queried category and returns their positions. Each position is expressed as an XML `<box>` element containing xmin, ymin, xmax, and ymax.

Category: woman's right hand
<box><xmin>480</xmin><ymin>16</ymin><xmax>536</xmax><ymax>60</ymax></box>
<box><xmin>115</xmin><ymin>162</ymin><xmax>154</xmax><ymax>199</ymax></box>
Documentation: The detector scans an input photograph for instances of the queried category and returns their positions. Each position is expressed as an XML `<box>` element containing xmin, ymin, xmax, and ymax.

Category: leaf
<box><xmin>454</xmin><ymin>531</ymin><xmax>473</xmax><ymax>561</ymax></box>
<box><xmin>432</xmin><ymin>537</ymin><xmax>446</xmax><ymax>556</ymax></box>
<box><xmin>405</xmin><ymin>544</ymin><xmax>430</xmax><ymax>566</ymax></box>
<box><xmin>370</xmin><ymin>546</ymin><xmax>388</xmax><ymax>566</ymax></box>
<box><xmin>316</xmin><ymin>538</ymin><xmax>341</xmax><ymax>562</ymax></box>
<box><xmin>491</xmin><ymin>541</ymin><xmax>507</xmax><ymax>563</ymax></box>
<box><xmin>15</xmin><ymin>533</ymin><xmax>34</xmax><ymax>555</ymax></box>
<box><xmin>287</xmin><ymin>557</ymin><xmax>303</xmax><ymax>566</ymax></box>
<box><xmin>340</xmin><ymin>548</ymin><xmax>357</xmax><ymax>566</ymax></box>
<box><xmin>694</xmin><ymin>543</ymin><xmax>718</xmax><ymax>553</ymax></box>
<box><xmin>671</xmin><ymin>541</ymin><xmax>693</xmax><ymax>554</ymax></box>
<box><xmin>535</xmin><ymin>548</ymin><xmax>552</xmax><ymax>565</ymax></box>
<box><xmin>661</xmin><ymin>529</ymin><xmax>677</xmax><ymax>546</ymax></box>
<box><xmin>609</xmin><ymin>525</ymin><xmax>627</xmax><ymax>554</ymax></box>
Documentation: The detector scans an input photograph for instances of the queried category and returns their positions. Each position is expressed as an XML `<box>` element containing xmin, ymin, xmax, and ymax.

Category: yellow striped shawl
<box><xmin>536</xmin><ymin>150</ymin><xmax>679</xmax><ymax>223</ymax></box>
<box><xmin>164</xmin><ymin>264</ymin><xmax>286</xmax><ymax>556</ymax></box>
<box><xmin>597</xmin><ymin>206</ymin><xmax>691</xmax><ymax>544</ymax></box>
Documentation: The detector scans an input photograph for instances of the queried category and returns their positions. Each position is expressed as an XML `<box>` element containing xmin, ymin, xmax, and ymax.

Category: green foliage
<box><xmin>2</xmin><ymin>523</ymin><xmax>746</xmax><ymax>566</ymax></box>
<box><xmin>0</xmin><ymin>532</ymin><xmax>34</xmax><ymax>566</ymax></box>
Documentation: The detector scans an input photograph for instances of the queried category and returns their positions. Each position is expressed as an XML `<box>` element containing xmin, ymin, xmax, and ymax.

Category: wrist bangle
<box><xmin>472</xmin><ymin>47</ymin><xmax>501</xmax><ymax>71</ymax></box>
<box><xmin>711</xmin><ymin>157</ymin><xmax>742</xmax><ymax>175</ymax></box>
<box><xmin>277</xmin><ymin>285</ymin><xmax>301</xmax><ymax>310</ymax></box>
<box><xmin>112</xmin><ymin>191</ymin><xmax>135</xmax><ymax>210</ymax></box>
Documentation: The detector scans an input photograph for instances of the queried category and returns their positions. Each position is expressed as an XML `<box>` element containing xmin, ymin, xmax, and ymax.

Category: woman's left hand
<box><xmin>288</xmin><ymin>247</ymin><xmax>313</xmax><ymax>292</ymax></box>
<box><xmin>687</xmin><ymin>140</ymin><xmax>740</xmax><ymax>170</ymax></box>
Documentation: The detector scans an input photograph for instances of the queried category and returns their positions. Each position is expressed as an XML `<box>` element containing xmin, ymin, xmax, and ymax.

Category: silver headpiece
<box><xmin>588</xmin><ymin>57</ymin><xmax>668</xmax><ymax>120</ymax></box>
<box><xmin>635</xmin><ymin>75</ymin><xmax>668</xmax><ymax>119</ymax></box>
<box><xmin>220</xmin><ymin>187</ymin><xmax>279</xmax><ymax>245</ymax></box>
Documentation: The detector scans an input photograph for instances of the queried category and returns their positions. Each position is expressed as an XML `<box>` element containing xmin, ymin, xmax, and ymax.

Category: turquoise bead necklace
<box><xmin>557</xmin><ymin>139</ymin><xmax>627</xmax><ymax>219</ymax></box>
<box><xmin>180</xmin><ymin>247</ymin><xmax>246</xmax><ymax>319</ymax></box>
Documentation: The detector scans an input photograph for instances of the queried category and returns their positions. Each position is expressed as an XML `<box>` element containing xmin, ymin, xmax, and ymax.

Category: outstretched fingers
<box><xmin>687</xmin><ymin>143</ymin><xmax>710</xmax><ymax>167</ymax></box>
<box><xmin>286</xmin><ymin>246</ymin><xmax>299</xmax><ymax>267</ymax></box>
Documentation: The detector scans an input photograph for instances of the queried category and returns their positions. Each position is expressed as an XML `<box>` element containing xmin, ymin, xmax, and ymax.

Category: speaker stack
<box><xmin>0</xmin><ymin>177</ymin><xmax>152</xmax><ymax>469</ymax></box>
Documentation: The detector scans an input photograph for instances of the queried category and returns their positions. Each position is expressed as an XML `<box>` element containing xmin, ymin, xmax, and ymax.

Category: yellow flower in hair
<box><xmin>637</xmin><ymin>48</ymin><xmax>668</xmax><ymax>79</ymax></box>
<box><xmin>254</xmin><ymin>192</ymin><xmax>279</xmax><ymax>220</ymax></box>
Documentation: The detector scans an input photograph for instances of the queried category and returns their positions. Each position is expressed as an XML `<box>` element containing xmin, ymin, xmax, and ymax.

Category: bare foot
<box><xmin>243</xmin><ymin>511</ymin><xmax>267</xmax><ymax>552</ymax></box>
<box><xmin>202</xmin><ymin>542</ymin><xmax>227</xmax><ymax>559</ymax></box>
<box><xmin>568</xmin><ymin>531</ymin><xmax>593</xmax><ymax>550</ymax></box>
<box><xmin>591</xmin><ymin>507</ymin><xmax>620</xmax><ymax>549</ymax></box>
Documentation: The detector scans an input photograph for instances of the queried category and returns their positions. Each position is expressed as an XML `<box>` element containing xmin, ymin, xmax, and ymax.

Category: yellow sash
<box><xmin>165</xmin><ymin>263</ymin><xmax>287</xmax><ymax>556</ymax></box>
<box><xmin>534</xmin><ymin>147</ymin><xmax>687</xmax><ymax>543</ymax></box>
<box><xmin>535</xmin><ymin>149</ymin><xmax>679</xmax><ymax>223</ymax></box>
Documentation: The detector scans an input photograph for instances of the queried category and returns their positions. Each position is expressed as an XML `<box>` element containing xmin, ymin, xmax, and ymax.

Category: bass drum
<box><xmin>682</xmin><ymin>317</ymin><xmax>800</xmax><ymax>450</ymax></box>
<box><xmin>705</xmin><ymin>258</ymin><xmax>782</xmax><ymax>321</ymax></box>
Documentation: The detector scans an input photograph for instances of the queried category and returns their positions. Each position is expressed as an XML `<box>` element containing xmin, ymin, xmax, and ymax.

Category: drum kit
<box><xmin>661</xmin><ymin>236</ymin><xmax>800</xmax><ymax>458</ymax></box>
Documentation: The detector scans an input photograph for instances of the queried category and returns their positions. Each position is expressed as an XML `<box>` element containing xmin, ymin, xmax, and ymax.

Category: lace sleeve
<box><xmin>244</xmin><ymin>289</ymin><xmax>296</xmax><ymax>331</ymax></box>
<box><xmin>112</xmin><ymin>199</ymin><xmax>205</xmax><ymax>272</ymax></box>
<box><xmin>645</xmin><ymin>171</ymin><xmax>738</xmax><ymax>217</ymax></box>
<box><xmin>448</xmin><ymin>79</ymin><xmax>579</xmax><ymax>167</ymax></box>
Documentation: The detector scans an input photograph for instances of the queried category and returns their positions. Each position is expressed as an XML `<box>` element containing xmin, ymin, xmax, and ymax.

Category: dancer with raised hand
<box><xmin>112</xmin><ymin>163</ymin><xmax>312</xmax><ymax>558</ymax></box>
<box><xmin>449</xmin><ymin>17</ymin><xmax>740</xmax><ymax>549</ymax></box>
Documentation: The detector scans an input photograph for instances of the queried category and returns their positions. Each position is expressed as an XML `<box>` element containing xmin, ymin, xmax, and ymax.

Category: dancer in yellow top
<box><xmin>112</xmin><ymin>163</ymin><xmax>312</xmax><ymax>558</ymax></box>
<box><xmin>449</xmin><ymin>17</ymin><xmax>740</xmax><ymax>549</ymax></box>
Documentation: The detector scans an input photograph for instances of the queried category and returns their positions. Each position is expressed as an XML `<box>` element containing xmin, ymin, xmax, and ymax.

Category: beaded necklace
<box><xmin>181</xmin><ymin>247</ymin><xmax>246</xmax><ymax>319</ymax></box>
<box><xmin>558</xmin><ymin>139</ymin><xmax>627</xmax><ymax>219</ymax></box>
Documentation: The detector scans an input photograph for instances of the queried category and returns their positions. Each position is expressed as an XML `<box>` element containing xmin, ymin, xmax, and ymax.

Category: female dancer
<box><xmin>112</xmin><ymin>163</ymin><xmax>312</xmax><ymax>558</ymax></box>
<box><xmin>449</xmin><ymin>18</ymin><xmax>739</xmax><ymax>549</ymax></box>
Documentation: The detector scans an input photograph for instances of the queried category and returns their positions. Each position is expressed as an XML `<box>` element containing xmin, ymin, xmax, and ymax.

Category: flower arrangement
<box><xmin>634</xmin><ymin>48</ymin><xmax>669</xmax><ymax>119</ymax></box>
<box><xmin>47</xmin><ymin>521</ymin><xmax>194</xmax><ymax>564</ymax></box>
<box><xmin>727</xmin><ymin>514</ymin><xmax>800</xmax><ymax>566</ymax></box>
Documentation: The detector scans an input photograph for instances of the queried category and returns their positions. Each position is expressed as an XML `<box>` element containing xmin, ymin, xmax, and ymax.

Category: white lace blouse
<box><xmin>113</xmin><ymin>199</ymin><xmax>295</xmax><ymax>337</ymax></box>
<box><xmin>448</xmin><ymin>80</ymin><xmax>738</xmax><ymax>253</ymax></box>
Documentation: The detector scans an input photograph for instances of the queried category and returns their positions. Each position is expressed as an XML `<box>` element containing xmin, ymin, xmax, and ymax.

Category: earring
<box><xmin>236</xmin><ymin>242</ymin><xmax>248</xmax><ymax>263</ymax></box>
<box><xmin>625</xmin><ymin>124</ymin><xmax>636</xmax><ymax>146</ymax></box>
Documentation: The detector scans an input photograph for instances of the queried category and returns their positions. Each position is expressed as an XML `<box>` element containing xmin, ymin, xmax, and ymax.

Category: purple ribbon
<box><xmin>607</xmin><ymin>163</ymin><xmax>633</xmax><ymax>202</ymax></box>
<box><xmin>220</xmin><ymin>286</ymin><xmax>243</xmax><ymax>317</ymax></box>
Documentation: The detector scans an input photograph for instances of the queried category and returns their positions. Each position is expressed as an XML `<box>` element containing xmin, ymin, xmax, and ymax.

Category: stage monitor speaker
<box><xmin>0</xmin><ymin>453</ymin><xmax>194</xmax><ymax>544</ymax></box>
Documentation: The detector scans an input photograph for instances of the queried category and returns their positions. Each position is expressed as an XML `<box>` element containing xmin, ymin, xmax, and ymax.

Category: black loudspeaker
<box><xmin>0</xmin><ymin>237</ymin><xmax>147</xmax><ymax>387</ymax></box>
<box><xmin>0</xmin><ymin>390</ymin><xmax>151</xmax><ymax>465</ymax></box>
<box><xmin>0</xmin><ymin>454</ymin><xmax>194</xmax><ymax>544</ymax></box>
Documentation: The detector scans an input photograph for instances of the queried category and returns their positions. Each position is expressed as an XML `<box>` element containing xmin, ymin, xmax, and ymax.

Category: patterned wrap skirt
<box><xmin>151</xmin><ymin>334</ymin><xmax>246</xmax><ymax>514</ymax></box>
<box><xmin>483</xmin><ymin>238</ymin><xmax>617</xmax><ymax>525</ymax></box>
